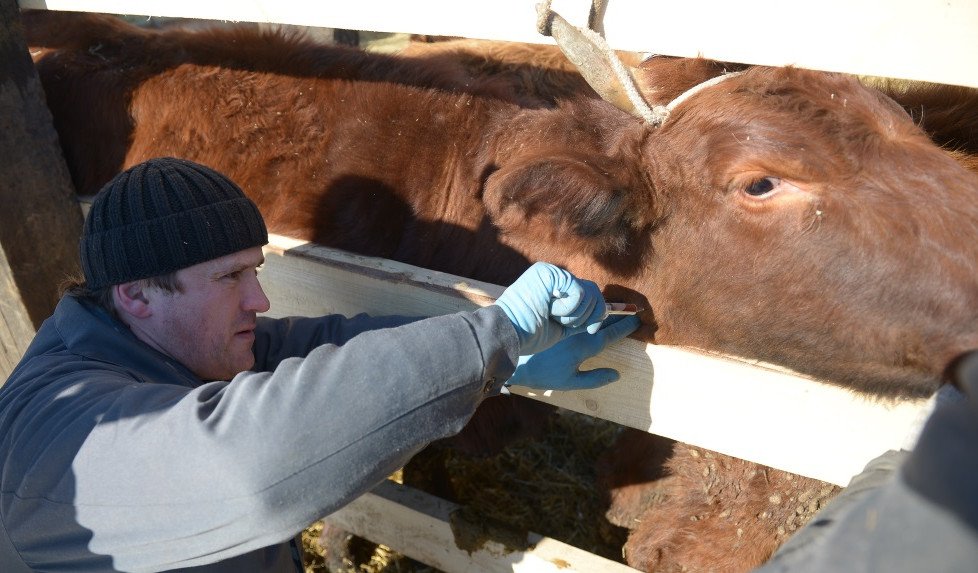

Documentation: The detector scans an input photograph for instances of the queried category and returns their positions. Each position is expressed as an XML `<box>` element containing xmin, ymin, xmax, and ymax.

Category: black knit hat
<box><xmin>81</xmin><ymin>157</ymin><xmax>268</xmax><ymax>289</ymax></box>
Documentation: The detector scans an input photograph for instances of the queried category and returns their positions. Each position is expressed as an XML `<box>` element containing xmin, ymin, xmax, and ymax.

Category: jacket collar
<box><xmin>53</xmin><ymin>296</ymin><xmax>202</xmax><ymax>387</ymax></box>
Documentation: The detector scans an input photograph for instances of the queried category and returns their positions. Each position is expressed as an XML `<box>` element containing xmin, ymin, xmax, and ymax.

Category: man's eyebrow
<box><xmin>212</xmin><ymin>257</ymin><xmax>266</xmax><ymax>277</ymax></box>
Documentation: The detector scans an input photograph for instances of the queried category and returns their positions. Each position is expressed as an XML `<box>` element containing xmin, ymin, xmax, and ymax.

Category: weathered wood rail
<box><xmin>262</xmin><ymin>234</ymin><xmax>933</xmax><ymax>489</ymax></box>
<box><xmin>17</xmin><ymin>0</ymin><xmax>978</xmax><ymax>88</ymax></box>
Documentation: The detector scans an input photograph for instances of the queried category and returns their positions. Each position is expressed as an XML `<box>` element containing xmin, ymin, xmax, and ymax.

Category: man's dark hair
<box><xmin>60</xmin><ymin>272</ymin><xmax>183</xmax><ymax>320</ymax></box>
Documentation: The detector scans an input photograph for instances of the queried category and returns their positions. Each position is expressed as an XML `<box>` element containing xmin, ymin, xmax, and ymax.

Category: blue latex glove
<box><xmin>506</xmin><ymin>315</ymin><xmax>641</xmax><ymax>391</ymax></box>
<box><xmin>494</xmin><ymin>262</ymin><xmax>607</xmax><ymax>355</ymax></box>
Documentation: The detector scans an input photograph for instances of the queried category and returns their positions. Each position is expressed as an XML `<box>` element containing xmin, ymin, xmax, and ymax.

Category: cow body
<box><xmin>24</xmin><ymin>11</ymin><xmax>978</xmax><ymax>571</ymax></box>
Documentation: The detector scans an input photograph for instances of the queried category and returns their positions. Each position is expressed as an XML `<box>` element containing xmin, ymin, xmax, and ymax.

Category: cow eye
<box><xmin>745</xmin><ymin>177</ymin><xmax>780</xmax><ymax>197</ymax></box>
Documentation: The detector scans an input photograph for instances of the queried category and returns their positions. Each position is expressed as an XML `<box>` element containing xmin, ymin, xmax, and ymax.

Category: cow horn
<box><xmin>537</xmin><ymin>4</ymin><xmax>669</xmax><ymax>126</ymax></box>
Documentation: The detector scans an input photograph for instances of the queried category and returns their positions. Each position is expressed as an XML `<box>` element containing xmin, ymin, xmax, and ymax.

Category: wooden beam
<box><xmin>325</xmin><ymin>479</ymin><xmax>641</xmax><ymax>573</ymax></box>
<box><xmin>0</xmin><ymin>247</ymin><xmax>36</xmax><ymax>378</ymax></box>
<box><xmin>17</xmin><ymin>0</ymin><xmax>978</xmax><ymax>88</ymax></box>
<box><xmin>261</xmin><ymin>235</ymin><xmax>934</xmax><ymax>487</ymax></box>
<box><xmin>0</xmin><ymin>0</ymin><xmax>84</xmax><ymax>382</ymax></box>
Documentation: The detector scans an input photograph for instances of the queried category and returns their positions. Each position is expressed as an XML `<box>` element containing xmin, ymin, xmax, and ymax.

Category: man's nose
<box><xmin>244</xmin><ymin>275</ymin><xmax>271</xmax><ymax>314</ymax></box>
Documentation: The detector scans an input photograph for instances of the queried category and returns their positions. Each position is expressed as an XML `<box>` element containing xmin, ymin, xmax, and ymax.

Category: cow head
<box><xmin>486</xmin><ymin>43</ymin><xmax>978</xmax><ymax>398</ymax></box>
<box><xmin>646</xmin><ymin>66</ymin><xmax>978</xmax><ymax>397</ymax></box>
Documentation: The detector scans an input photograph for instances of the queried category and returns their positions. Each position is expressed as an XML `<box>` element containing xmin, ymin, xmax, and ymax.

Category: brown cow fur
<box><xmin>24</xmin><ymin>12</ymin><xmax>978</xmax><ymax>399</ymax></box>
<box><xmin>22</xmin><ymin>11</ymin><xmax>978</xmax><ymax>572</ymax></box>
<box><xmin>403</xmin><ymin>38</ymin><xmax>978</xmax><ymax>176</ymax></box>
<box><xmin>596</xmin><ymin>431</ymin><xmax>840</xmax><ymax>572</ymax></box>
<box><xmin>623</xmin><ymin>445</ymin><xmax>839</xmax><ymax>573</ymax></box>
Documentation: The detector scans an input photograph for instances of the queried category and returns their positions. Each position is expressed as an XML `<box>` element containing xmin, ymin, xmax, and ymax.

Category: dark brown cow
<box><xmin>23</xmin><ymin>10</ymin><xmax>978</xmax><ymax>572</ymax></box>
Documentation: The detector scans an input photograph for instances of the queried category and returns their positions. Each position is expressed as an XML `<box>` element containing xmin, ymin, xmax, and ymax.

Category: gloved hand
<box><xmin>506</xmin><ymin>315</ymin><xmax>641</xmax><ymax>391</ymax></box>
<box><xmin>494</xmin><ymin>262</ymin><xmax>607</xmax><ymax>355</ymax></box>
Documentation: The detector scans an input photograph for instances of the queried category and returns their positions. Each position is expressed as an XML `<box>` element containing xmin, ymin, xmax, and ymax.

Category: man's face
<box><xmin>136</xmin><ymin>247</ymin><xmax>270</xmax><ymax>381</ymax></box>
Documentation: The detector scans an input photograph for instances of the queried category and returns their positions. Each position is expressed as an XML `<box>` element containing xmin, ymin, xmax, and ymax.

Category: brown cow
<box><xmin>23</xmin><ymin>10</ymin><xmax>978</xmax><ymax>572</ymax></box>
<box><xmin>397</xmin><ymin>35</ymin><xmax>978</xmax><ymax>570</ymax></box>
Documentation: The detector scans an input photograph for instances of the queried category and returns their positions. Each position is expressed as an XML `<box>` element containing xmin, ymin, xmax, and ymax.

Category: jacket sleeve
<box><xmin>251</xmin><ymin>312</ymin><xmax>423</xmax><ymax>371</ymax></box>
<box><xmin>14</xmin><ymin>306</ymin><xmax>518</xmax><ymax>572</ymax></box>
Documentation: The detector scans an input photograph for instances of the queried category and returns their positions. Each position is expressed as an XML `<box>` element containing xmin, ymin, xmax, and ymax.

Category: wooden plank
<box><xmin>262</xmin><ymin>235</ymin><xmax>934</xmax><ymax>487</ymax></box>
<box><xmin>325</xmin><ymin>479</ymin><xmax>641</xmax><ymax>573</ymax></box>
<box><xmin>17</xmin><ymin>0</ymin><xmax>978</xmax><ymax>88</ymax></box>
<box><xmin>0</xmin><ymin>246</ymin><xmax>36</xmax><ymax>379</ymax></box>
<box><xmin>0</xmin><ymin>0</ymin><xmax>85</xmax><ymax>383</ymax></box>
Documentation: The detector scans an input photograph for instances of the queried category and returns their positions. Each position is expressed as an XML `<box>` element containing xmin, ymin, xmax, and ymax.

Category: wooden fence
<box><xmin>258</xmin><ymin>235</ymin><xmax>933</xmax><ymax>572</ymax></box>
<box><xmin>17</xmin><ymin>0</ymin><xmax>978</xmax><ymax>88</ymax></box>
<box><xmin>6</xmin><ymin>1</ymin><xmax>974</xmax><ymax>570</ymax></box>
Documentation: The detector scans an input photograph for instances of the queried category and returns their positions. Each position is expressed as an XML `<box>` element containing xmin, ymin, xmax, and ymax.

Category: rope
<box><xmin>536</xmin><ymin>0</ymin><xmax>554</xmax><ymax>35</ymax></box>
<box><xmin>535</xmin><ymin>0</ymin><xmax>608</xmax><ymax>35</ymax></box>
<box><xmin>665</xmin><ymin>71</ymin><xmax>745</xmax><ymax>112</ymax></box>
<box><xmin>588</xmin><ymin>0</ymin><xmax>607</xmax><ymax>33</ymax></box>
<box><xmin>535</xmin><ymin>1</ymin><xmax>666</xmax><ymax>125</ymax></box>
<box><xmin>535</xmin><ymin>1</ymin><xmax>741</xmax><ymax>126</ymax></box>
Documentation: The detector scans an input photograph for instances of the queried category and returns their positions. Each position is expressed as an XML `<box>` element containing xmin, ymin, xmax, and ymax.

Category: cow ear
<box><xmin>483</xmin><ymin>154</ymin><xmax>648</xmax><ymax>256</ymax></box>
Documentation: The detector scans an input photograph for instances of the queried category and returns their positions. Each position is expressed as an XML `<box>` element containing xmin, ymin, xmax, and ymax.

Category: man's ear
<box><xmin>113</xmin><ymin>281</ymin><xmax>153</xmax><ymax>319</ymax></box>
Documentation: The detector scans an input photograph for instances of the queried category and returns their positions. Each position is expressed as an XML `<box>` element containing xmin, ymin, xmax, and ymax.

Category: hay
<box><xmin>303</xmin><ymin>520</ymin><xmax>438</xmax><ymax>573</ymax></box>
<box><xmin>442</xmin><ymin>410</ymin><xmax>627</xmax><ymax>559</ymax></box>
<box><xmin>302</xmin><ymin>409</ymin><xmax>628</xmax><ymax>571</ymax></box>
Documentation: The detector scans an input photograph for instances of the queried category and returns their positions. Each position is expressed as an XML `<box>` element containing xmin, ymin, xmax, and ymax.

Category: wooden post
<box><xmin>0</xmin><ymin>0</ymin><xmax>84</xmax><ymax>382</ymax></box>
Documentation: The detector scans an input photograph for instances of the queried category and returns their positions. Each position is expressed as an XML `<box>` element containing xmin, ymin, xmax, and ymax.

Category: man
<box><xmin>0</xmin><ymin>157</ymin><xmax>639</xmax><ymax>571</ymax></box>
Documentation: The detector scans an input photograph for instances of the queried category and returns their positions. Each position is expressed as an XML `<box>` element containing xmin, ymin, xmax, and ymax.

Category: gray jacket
<box><xmin>757</xmin><ymin>357</ymin><xmax>978</xmax><ymax>573</ymax></box>
<box><xmin>0</xmin><ymin>295</ymin><xmax>517</xmax><ymax>572</ymax></box>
